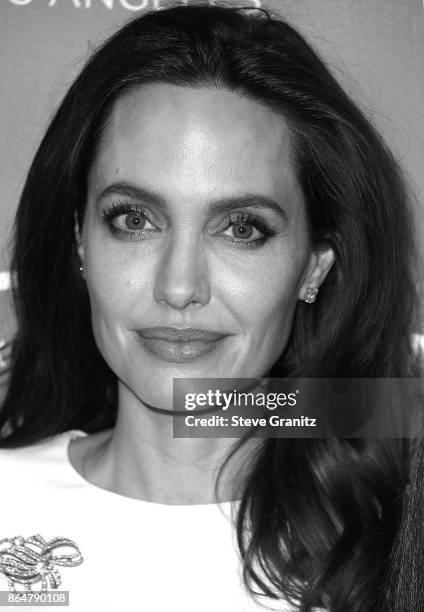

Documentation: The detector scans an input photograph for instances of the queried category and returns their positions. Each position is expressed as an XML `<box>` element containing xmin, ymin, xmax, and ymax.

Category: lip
<box><xmin>136</xmin><ymin>327</ymin><xmax>228</xmax><ymax>362</ymax></box>
<box><xmin>137</xmin><ymin>327</ymin><xmax>228</xmax><ymax>342</ymax></box>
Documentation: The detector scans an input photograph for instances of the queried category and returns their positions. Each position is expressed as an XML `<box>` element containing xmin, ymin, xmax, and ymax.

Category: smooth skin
<box><xmin>69</xmin><ymin>84</ymin><xmax>334</xmax><ymax>504</ymax></box>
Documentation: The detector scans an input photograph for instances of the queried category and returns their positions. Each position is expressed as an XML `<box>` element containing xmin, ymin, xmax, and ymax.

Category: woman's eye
<box><xmin>223</xmin><ymin>221</ymin><xmax>264</xmax><ymax>242</ymax></box>
<box><xmin>112</xmin><ymin>212</ymin><xmax>156</xmax><ymax>232</ymax></box>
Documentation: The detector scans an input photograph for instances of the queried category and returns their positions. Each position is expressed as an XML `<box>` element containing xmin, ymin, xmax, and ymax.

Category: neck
<box><xmin>82</xmin><ymin>382</ymin><xmax>260</xmax><ymax>505</ymax></box>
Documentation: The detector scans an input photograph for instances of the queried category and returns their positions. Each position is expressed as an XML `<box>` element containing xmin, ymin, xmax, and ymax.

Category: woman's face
<box><xmin>79</xmin><ymin>84</ymin><xmax>327</xmax><ymax>408</ymax></box>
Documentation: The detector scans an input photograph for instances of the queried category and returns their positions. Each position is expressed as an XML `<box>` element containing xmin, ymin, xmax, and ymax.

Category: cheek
<box><xmin>85</xmin><ymin>273</ymin><xmax>129</xmax><ymax>368</ymax></box>
<box><xmin>215</xmin><ymin>248</ymin><xmax>304</xmax><ymax>335</ymax></box>
<box><xmin>82</xmin><ymin>237</ymin><xmax>153</xmax><ymax>355</ymax></box>
<box><xmin>84</xmin><ymin>225</ymin><xmax>153</xmax><ymax>313</ymax></box>
<box><xmin>86</xmin><ymin>266</ymin><xmax>133</xmax><ymax>324</ymax></box>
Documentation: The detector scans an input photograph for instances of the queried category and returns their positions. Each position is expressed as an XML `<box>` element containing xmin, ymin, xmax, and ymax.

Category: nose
<box><xmin>153</xmin><ymin>233</ymin><xmax>211</xmax><ymax>309</ymax></box>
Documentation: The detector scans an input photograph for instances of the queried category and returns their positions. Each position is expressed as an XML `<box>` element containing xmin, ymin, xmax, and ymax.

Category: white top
<box><xmin>0</xmin><ymin>430</ymin><xmax>305</xmax><ymax>612</ymax></box>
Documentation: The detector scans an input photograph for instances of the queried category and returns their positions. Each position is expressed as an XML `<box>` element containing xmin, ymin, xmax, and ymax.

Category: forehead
<box><xmin>89</xmin><ymin>84</ymin><xmax>301</xmax><ymax>206</ymax></box>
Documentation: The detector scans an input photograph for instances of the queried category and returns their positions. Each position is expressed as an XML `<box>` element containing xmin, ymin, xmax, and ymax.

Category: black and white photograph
<box><xmin>0</xmin><ymin>1</ymin><xmax>424</xmax><ymax>610</ymax></box>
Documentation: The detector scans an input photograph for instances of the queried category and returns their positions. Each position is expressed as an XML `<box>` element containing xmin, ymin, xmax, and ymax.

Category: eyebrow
<box><xmin>96</xmin><ymin>183</ymin><xmax>289</xmax><ymax>222</ymax></box>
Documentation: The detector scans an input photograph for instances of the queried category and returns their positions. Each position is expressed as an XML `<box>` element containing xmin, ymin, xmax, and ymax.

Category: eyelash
<box><xmin>219</xmin><ymin>211</ymin><xmax>275</xmax><ymax>248</ymax></box>
<box><xmin>102</xmin><ymin>202</ymin><xmax>156</xmax><ymax>238</ymax></box>
<box><xmin>102</xmin><ymin>202</ymin><xmax>276</xmax><ymax>248</ymax></box>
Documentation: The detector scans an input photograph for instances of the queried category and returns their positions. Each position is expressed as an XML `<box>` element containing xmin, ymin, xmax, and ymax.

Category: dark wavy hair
<box><xmin>384</xmin><ymin>430</ymin><xmax>424</xmax><ymax>612</ymax></box>
<box><xmin>1</xmin><ymin>4</ymin><xmax>422</xmax><ymax>611</ymax></box>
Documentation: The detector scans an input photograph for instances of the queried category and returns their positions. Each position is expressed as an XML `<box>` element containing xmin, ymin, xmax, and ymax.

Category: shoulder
<box><xmin>0</xmin><ymin>430</ymin><xmax>85</xmax><ymax>486</ymax></box>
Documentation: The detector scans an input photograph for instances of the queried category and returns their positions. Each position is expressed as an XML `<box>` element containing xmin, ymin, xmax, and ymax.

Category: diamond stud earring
<box><xmin>304</xmin><ymin>286</ymin><xmax>318</xmax><ymax>303</ymax></box>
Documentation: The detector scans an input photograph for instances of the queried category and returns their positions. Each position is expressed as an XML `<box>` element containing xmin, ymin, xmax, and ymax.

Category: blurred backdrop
<box><xmin>1</xmin><ymin>0</ymin><xmax>424</xmax><ymax>357</ymax></box>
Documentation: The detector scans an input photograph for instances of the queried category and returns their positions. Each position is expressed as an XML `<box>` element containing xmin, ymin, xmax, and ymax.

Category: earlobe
<box><xmin>299</xmin><ymin>245</ymin><xmax>335</xmax><ymax>303</ymax></box>
<box><xmin>74</xmin><ymin>211</ymin><xmax>84</xmax><ymax>263</ymax></box>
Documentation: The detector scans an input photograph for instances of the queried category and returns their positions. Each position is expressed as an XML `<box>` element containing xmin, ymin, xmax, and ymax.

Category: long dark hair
<box><xmin>384</xmin><ymin>431</ymin><xmax>424</xmax><ymax>612</ymax></box>
<box><xmin>1</xmin><ymin>5</ymin><xmax>422</xmax><ymax>611</ymax></box>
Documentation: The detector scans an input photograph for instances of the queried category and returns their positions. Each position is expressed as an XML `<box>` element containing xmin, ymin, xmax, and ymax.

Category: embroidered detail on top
<box><xmin>0</xmin><ymin>534</ymin><xmax>83</xmax><ymax>591</ymax></box>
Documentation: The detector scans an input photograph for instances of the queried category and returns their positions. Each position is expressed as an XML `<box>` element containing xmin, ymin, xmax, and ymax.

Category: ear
<box><xmin>74</xmin><ymin>211</ymin><xmax>84</xmax><ymax>263</ymax></box>
<box><xmin>298</xmin><ymin>244</ymin><xmax>335</xmax><ymax>302</ymax></box>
